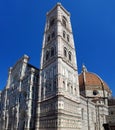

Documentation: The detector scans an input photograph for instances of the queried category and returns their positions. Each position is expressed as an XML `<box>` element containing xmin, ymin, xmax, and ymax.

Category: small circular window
<box><xmin>93</xmin><ymin>90</ymin><xmax>99</xmax><ymax>95</ymax></box>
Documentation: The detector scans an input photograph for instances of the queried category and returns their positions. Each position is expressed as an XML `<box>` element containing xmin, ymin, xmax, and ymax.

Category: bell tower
<box><xmin>36</xmin><ymin>3</ymin><xmax>81</xmax><ymax>130</ymax></box>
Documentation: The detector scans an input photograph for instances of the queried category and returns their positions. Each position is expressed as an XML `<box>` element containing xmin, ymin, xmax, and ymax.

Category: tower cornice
<box><xmin>46</xmin><ymin>3</ymin><xmax>70</xmax><ymax>17</ymax></box>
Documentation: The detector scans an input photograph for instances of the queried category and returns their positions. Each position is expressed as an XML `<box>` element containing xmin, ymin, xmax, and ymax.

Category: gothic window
<box><xmin>67</xmin><ymin>83</ymin><xmax>70</xmax><ymax>92</ymax></box>
<box><xmin>63</xmin><ymin>16</ymin><xmax>67</xmax><ymax>21</ymax></box>
<box><xmin>64</xmin><ymin>47</ymin><xmax>67</xmax><ymax>57</ymax></box>
<box><xmin>46</xmin><ymin>51</ymin><xmax>49</xmax><ymax>60</ymax></box>
<box><xmin>45</xmin><ymin>83</ymin><xmax>48</xmax><ymax>93</ymax></box>
<box><xmin>71</xmin><ymin>86</ymin><xmax>73</xmax><ymax>93</ymax></box>
<box><xmin>53</xmin><ymin>67</ymin><xmax>56</xmax><ymax>76</ymax></box>
<box><xmin>41</xmin><ymin>87</ymin><xmax>44</xmax><ymax>97</ymax></box>
<box><xmin>53</xmin><ymin>80</ymin><xmax>56</xmax><ymax>91</ymax></box>
<box><xmin>22</xmin><ymin>121</ymin><xmax>25</xmax><ymax>130</ymax></box>
<box><xmin>74</xmin><ymin>88</ymin><xmax>77</xmax><ymax>94</ymax></box>
<box><xmin>111</xmin><ymin>111</ymin><xmax>114</xmax><ymax>115</ymax></box>
<box><xmin>92</xmin><ymin>112</ymin><xmax>94</xmax><ymax>121</ymax></box>
<box><xmin>50</xmin><ymin>18</ymin><xmax>55</xmax><ymax>27</ymax></box>
<box><xmin>52</xmin><ymin>31</ymin><xmax>55</xmax><ymax>38</ymax></box>
<box><xmin>47</xmin><ymin>35</ymin><xmax>50</xmax><ymax>42</ymax></box>
<box><xmin>63</xmin><ymin>81</ymin><xmax>65</xmax><ymax>88</ymax></box>
<box><xmin>81</xmin><ymin>108</ymin><xmax>84</xmax><ymax>120</ymax></box>
<box><xmin>68</xmin><ymin>51</ymin><xmax>71</xmax><ymax>61</ymax></box>
<box><xmin>62</xmin><ymin>16</ymin><xmax>67</xmax><ymax>28</ymax></box>
<box><xmin>67</xmin><ymin>34</ymin><xmax>70</xmax><ymax>42</ymax></box>
<box><xmin>62</xmin><ymin>19</ymin><xmax>66</xmax><ymax>27</ymax></box>
<box><xmin>51</xmin><ymin>47</ymin><xmax>54</xmax><ymax>57</ymax></box>
<box><xmin>63</xmin><ymin>31</ymin><xmax>66</xmax><ymax>38</ymax></box>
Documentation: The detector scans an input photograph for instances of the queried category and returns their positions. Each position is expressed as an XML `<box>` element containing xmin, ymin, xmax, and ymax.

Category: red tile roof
<box><xmin>79</xmin><ymin>72</ymin><xmax>111</xmax><ymax>93</ymax></box>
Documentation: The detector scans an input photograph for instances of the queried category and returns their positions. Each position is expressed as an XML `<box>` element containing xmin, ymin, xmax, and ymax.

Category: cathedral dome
<box><xmin>79</xmin><ymin>65</ymin><xmax>111</xmax><ymax>94</ymax></box>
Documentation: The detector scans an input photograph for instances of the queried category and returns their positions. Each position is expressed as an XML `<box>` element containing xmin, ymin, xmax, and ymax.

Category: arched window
<box><xmin>53</xmin><ymin>80</ymin><xmax>56</xmax><ymax>91</ymax></box>
<box><xmin>71</xmin><ymin>86</ymin><xmax>73</xmax><ymax>93</ymax></box>
<box><xmin>64</xmin><ymin>47</ymin><xmax>67</xmax><ymax>57</ymax></box>
<box><xmin>47</xmin><ymin>35</ymin><xmax>50</xmax><ymax>42</ymax></box>
<box><xmin>46</xmin><ymin>51</ymin><xmax>49</xmax><ymax>60</ymax></box>
<box><xmin>63</xmin><ymin>31</ymin><xmax>66</xmax><ymax>38</ymax></box>
<box><xmin>74</xmin><ymin>88</ymin><xmax>77</xmax><ymax>95</ymax></box>
<box><xmin>67</xmin><ymin>34</ymin><xmax>70</xmax><ymax>42</ymax></box>
<box><xmin>52</xmin><ymin>31</ymin><xmax>55</xmax><ymax>38</ymax></box>
<box><xmin>62</xmin><ymin>16</ymin><xmax>67</xmax><ymax>28</ymax></box>
<box><xmin>50</xmin><ymin>18</ymin><xmax>55</xmax><ymax>27</ymax></box>
<box><xmin>51</xmin><ymin>47</ymin><xmax>54</xmax><ymax>57</ymax></box>
<box><xmin>67</xmin><ymin>83</ymin><xmax>69</xmax><ymax>92</ymax></box>
<box><xmin>63</xmin><ymin>81</ymin><xmax>65</xmax><ymax>88</ymax></box>
<box><xmin>81</xmin><ymin>108</ymin><xmax>84</xmax><ymax>120</ymax></box>
<box><xmin>62</xmin><ymin>19</ymin><xmax>66</xmax><ymax>27</ymax></box>
<box><xmin>68</xmin><ymin>51</ymin><xmax>71</xmax><ymax>61</ymax></box>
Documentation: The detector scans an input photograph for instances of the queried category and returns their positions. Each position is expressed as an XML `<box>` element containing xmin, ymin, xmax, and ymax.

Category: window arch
<box><xmin>52</xmin><ymin>31</ymin><xmax>55</xmax><ymax>38</ymax></box>
<box><xmin>63</xmin><ymin>31</ymin><xmax>66</xmax><ymax>38</ymax></box>
<box><xmin>63</xmin><ymin>16</ymin><xmax>67</xmax><ymax>21</ymax></box>
<box><xmin>74</xmin><ymin>88</ymin><xmax>77</xmax><ymax>95</ymax></box>
<box><xmin>71</xmin><ymin>86</ymin><xmax>73</xmax><ymax>94</ymax></box>
<box><xmin>62</xmin><ymin>19</ymin><xmax>66</xmax><ymax>27</ymax></box>
<box><xmin>64</xmin><ymin>47</ymin><xmax>67</xmax><ymax>57</ymax></box>
<box><xmin>46</xmin><ymin>51</ymin><xmax>49</xmax><ymax>60</ymax></box>
<box><xmin>47</xmin><ymin>35</ymin><xmax>50</xmax><ymax>42</ymax></box>
<box><xmin>62</xmin><ymin>16</ymin><xmax>67</xmax><ymax>28</ymax></box>
<box><xmin>67</xmin><ymin>34</ymin><xmax>70</xmax><ymax>42</ymax></box>
<box><xmin>51</xmin><ymin>47</ymin><xmax>54</xmax><ymax>57</ymax></box>
<box><xmin>67</xmin><ymin>83</ymin><xmax>69</xmax><ymax>92</ymax></box>
<box><xmin>53</xmin><ymin>80</ymin><xmax>56</xmax><ymax>91</ymax></box>
<box><xmin>81</xmin><ymin>108</ymin><xmax>84</xmax><ymax>120</ymax></box>
<box><xmin>50</xmin><ymin>18</ymin><xmax>55</xmax><ymax>27</ymax></box>
<box><xmin>63</xmin><ymin>81</ymin><xmax>65</xmax><ymax>88</ymax></box>
<box><xmin>68</xmin><ymin>51</ymin><xmax>71</xmax><ymax>61</ymax></box>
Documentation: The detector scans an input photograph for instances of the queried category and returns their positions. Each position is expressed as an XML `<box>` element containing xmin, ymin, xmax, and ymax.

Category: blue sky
<box><xmin>0</xmin><ymin>0</ymin><xmax>115</xmax><ymax>96</ymax></box>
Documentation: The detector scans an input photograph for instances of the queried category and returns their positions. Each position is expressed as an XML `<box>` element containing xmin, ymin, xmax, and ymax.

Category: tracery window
<box><xmin>52</xmin><ymin>31</ymin><xmax>55</xmax><ymax>38</ymax></box>
<box><xmin>50</xmin><ymin>18</ymin><xmax>55</xmax><ymax>27</ymax></box>
<box><xmin>67</xmin><ymin>83</ymin><xmax>69</xmax><ymax>92</ymax></box>
<box><xmin>64</xmin><ymin>47</ymin><xmax>67</xmax><ymax>57</ymax></box>
<box><xmin>51</xmin><ymin>47</ymin><xmax>54</xmax><ymax>57</ymax></box>
<box><xmin>46</xmin><ymin>51</ymin><xmax>49</xmax><ymax>60</ymax></box>
<box><xmin>74</xmin><ymin>88</ymin><xmax>77</xmax><ymax>94</ymax></box>
<box><xmin>81</xmin><ymin>108</ymin><xmax>84</xmax><ymax>120</ymax></box>
<box><xmin>63</xmin><ymin>81</ymin><xmax>65</xmax><ymax>88</ymax></box>
<box><xmin>47</xmin><ymin>35</ymin><xmax>50</xmax><ymax>42</ymax></box>
<box><xmin>71</xmin><ymin>86</ymin><xmax>73</xmax><ymax>93</ymax></box>
<box><xmin>62</xmin><ymin>16</ymin><xmax>67</xmax><ymax>28</ymax></box>
<box><xmin>63</xmin><ymin>31</ymin><xmax>66</xmax><ymax>38</ymax></box>
<box><xmin>68</xmin><ymin>51</ymin><xmax>71</xmax><ymax>61</ymax></box>
<box><xmin>67</xmin><ymin>34</ymin><xmax>70</xmax><ymax>42</ymax></box>
<box><xmin>62</xmin><ymin>19</ymin><xmax>66</xmax><ymax>27</ymax></box>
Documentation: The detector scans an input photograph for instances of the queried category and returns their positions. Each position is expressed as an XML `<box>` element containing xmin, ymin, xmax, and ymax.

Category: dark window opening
<box><xmin>63</xmin><ymin>81</ymin><xmax>65</xmax><ymax>88</ymax></box>
<box><xmin>50</xmin><ymin>19</ymin><xmax>55</xmax><ymax>27</ymax></box>
<box><xmin>111</xmin><ymin>111</ymin><xmax>113</xmax><ymax>115</ymax></box>
<box><xmin>68</xmin><ymin>52</ymin><xmax>71</xmax><ymax>61</ymax></box>
<box><xmin>47</xmin><ymin>35</ymin><xmax>50</xmax><ymax>42</ymax></box>
<box><xmin>46</xmin><ymin>51</ymin><xmax>49</xmax><ymax>60</ymax></box>
<box><xmin>63</xmin><ymin>31</ymin><xmax>66</xmax><ymax>38</ymax></box>
<box><xmin>52</xmin><ymin>32</ymin><xmax>55</xmax><ymax>38</ymax></box>
<box><xmin>93</xmin><ymin>90</ymin><xmax>99</xmax><ymax>95</ymax></box>
<box><xmin>64</xmin><ymin>47</ymin><xmax>67</xmax><ymax>57</ymax></box>
<box><xmin>62</xmin><ymin>19</ymin><xmax>66</xmax><ymax>27</ymax></box>
<box><xmin>51</xmin><ymin>47</ymin><xmax>54</xmax><ymax>57</ymax></box>
<box><xmin>67</xmin><ymin>35</ymin><xmax>70</xmax><ymax>42</ymax></box>
<box><xmin>63</xmin><ymin>16</ymin><xmax>67</xmax><ymax>21</ymax></box>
